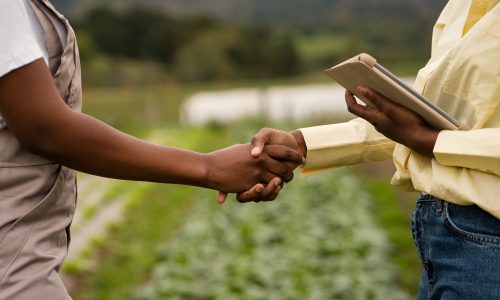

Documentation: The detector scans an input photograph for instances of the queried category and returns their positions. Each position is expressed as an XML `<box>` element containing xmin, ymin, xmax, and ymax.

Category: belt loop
<box><xmin>436</xmin><ymin>200</ymin><xmax>446</xmax><ymax>213</ymax></box>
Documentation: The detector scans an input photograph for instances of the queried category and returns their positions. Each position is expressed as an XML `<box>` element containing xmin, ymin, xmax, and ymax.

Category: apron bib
<box><xmin>0</xmin><ymin>0</ymin><xmax>82</xmax><ymax>298</ymax></box>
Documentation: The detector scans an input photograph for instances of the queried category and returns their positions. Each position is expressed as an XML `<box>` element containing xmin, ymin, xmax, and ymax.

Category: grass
<box><xmin>68</xmin><ymin>125</ymin><xmax>234</xmax><ymax>299</ymax></box>
<box><xmin>353</xmin><ymin>163</ymin><xmax>421</xmax><ymax>297</ymax></box>
<box><xmin>71</xmin><ymin>183</ymin><xmax>196</xmax><ymax>300</ymax></box>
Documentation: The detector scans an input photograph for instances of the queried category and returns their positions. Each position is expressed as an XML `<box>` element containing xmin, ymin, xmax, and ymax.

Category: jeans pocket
<box><xmin>444</xmin><ymin>202</ymin><xmax>500</xmax><ymax>246</ymax></box>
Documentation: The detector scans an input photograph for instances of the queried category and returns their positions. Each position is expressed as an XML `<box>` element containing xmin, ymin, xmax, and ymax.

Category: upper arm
<box><xmin>0</xmin><ymin>58</ymin><xmax>72</xmax><ymax>151</ymax></box>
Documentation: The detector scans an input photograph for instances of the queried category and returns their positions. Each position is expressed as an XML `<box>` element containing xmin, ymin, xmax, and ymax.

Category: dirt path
<box><xmin>66</xmin><ymin>174</ymin><xmax>124</xmax><ymax>261</ymax></box>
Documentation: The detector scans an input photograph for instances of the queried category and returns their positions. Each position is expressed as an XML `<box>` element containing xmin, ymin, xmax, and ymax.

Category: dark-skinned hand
<box><xmin>346</xmin><ymin>85</ymin><xmax>439</xmax><ymax>157</ymax></box>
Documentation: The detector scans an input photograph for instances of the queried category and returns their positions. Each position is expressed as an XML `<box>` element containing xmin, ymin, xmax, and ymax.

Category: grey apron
<box><xmin>0</xmin><ymin>0</ymin><xmax>81</xmax><ymax>298</ymax></box>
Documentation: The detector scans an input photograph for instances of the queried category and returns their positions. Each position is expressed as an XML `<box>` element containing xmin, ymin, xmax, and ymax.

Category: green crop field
<box><xmin>65</xmin><ymin>82</ymin><xmax>421</xmax><ymax>299</ymax></box>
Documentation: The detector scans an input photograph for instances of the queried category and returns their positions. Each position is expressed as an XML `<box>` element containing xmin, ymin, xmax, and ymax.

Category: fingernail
<box><xmin>302</xmin><ymin>156</ymin><xmax>306</xmax><ymax>164</ymax></box>
<box><xmin>275</xmin><ymin>179</ymin><xmax>282</xmax><ymax>187</ymax></box>
<box><xmin>256</xmin><ymin>185</ymin><xmax>264</xmax><ymax>193</ymax></box>
<box><xmin>251</xmin><ymin>147</ymin><xmax>260</xmax><ymax>156</ymax></box>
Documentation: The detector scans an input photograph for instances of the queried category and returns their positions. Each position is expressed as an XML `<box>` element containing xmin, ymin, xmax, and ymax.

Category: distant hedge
<box><xmin>75</xmin><ymin>6</ymin><xmax>300</xmax><ymax>82</ymax></box>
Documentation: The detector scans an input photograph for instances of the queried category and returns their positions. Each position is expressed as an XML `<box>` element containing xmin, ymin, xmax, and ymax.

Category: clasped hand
<box><xmin>217</xmin><ymin>85</ymin><xmax>439</xmax><ymax>204</ymax></box>
<box><xmin>216</xmin><ymin>129</ymin><xmax>306</xmax><ymax>204</ymax></box>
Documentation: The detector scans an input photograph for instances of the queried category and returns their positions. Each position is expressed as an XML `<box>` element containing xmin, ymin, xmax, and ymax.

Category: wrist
<box><xmin>290</xmin><ymin>129</ymin><xmax>307</xmax><ymax>159</ymax></box>
<box><xmin>409</xmin><ymin>128</ymin><xmax>439</xmax><ymax>158</ymax></box>
<box><xmin>200</xmin><ymin>152</ymin><xmax>218</xmax><ymax>190</ymax></box>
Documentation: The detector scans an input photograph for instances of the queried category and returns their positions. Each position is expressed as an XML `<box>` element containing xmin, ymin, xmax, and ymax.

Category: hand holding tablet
<box><xmin>324</xmin><ymin>53</ymin><xmax>464</xmax><ymax>131</ymax></box>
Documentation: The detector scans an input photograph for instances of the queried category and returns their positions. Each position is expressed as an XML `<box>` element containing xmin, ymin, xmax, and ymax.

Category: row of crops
<box><xmin>132</xmin><ymin>169</ymin><xmax>410</xmax><ymax>300</ymax></box>
<box><xmin>67</xmin><ymin>124</ymin><xmax>415</xmax><ymax>300</ymax></box>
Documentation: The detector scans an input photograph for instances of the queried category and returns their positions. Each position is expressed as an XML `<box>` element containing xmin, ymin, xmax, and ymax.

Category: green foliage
<box><xmin>64</xmin><ymin>120</ymin><xmax>422</xmax><ymax>300</ymax></box>
<box><xmin>72</xmin><ymin>75</ymin><xmax>424</xmax><ymax>298</ymax></box>
<box><xmin>69</xmin><ymin>127</ymin><xmax>230</xmax><ymax>300</ymax></box>
<box><xmin>174</xmin><ymin>26</ymin><xmax>300</xmax><ymax>81</ymax></box>
<box><xmin>82</xmin><ymin>203</ymin><xmax>99</xmax><ymax>220</ymax></box>
<box><xmin>55</xmin><ymin>0</ymin><xmax>446</xmax><ymax>31</ymax></box>
<box><xmin>76</xmin><ymin>5</ymin><xmax>183</xmax><ymax>64</ymax></box>
<box><xmin>71</xmin><ymin>182</ymin><xmax>195</xmax><ymax>300</ymax></box>
<box><xmin>58</xmin><ymin>0</ymin><xmax>448</xmax><ymax>85</ymax></box>
<box><xmin>75</xmin><ymin>6</ymin><xmax>301</xmax><ymax>84</ymax></box>
<box><xmin>130</xmin><ymin>169</ymin><xmax>410</xmax><ymax>300</ymax></box>
<box><xmin>363</xmin><ymin>180</ymin><xmax>421</xmax><ymax>297</ymax></box>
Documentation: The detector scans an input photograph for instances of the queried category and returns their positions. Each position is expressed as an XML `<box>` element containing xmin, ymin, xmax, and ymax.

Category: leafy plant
<box><xmin>131</xmin><ymin>169</ymin><xmax>410</xmax><ymax>300</ymax></box>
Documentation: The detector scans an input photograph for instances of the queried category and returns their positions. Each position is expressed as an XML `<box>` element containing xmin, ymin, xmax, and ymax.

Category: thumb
<box><xmin>217</xmin><ymin>191</ymin><xmax>228</xmax><ymax>204</ymax></box>
<box><xmin>250</xmin><ymin>128</ymin><xmax>273</xmax><ymax>157</ymax></box>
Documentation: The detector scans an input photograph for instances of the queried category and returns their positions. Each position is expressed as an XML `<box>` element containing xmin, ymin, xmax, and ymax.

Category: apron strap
<box><xmin>27</xmin><ymin>0</ymin><xmax>63</xmax><ymax>74</ymax></box>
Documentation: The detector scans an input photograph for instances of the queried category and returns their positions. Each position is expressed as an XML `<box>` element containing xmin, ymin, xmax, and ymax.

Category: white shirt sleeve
<box><xmin>0</xmin><ymin>0</ymin><xmax>48</xmax><ymax>78</ymax></box>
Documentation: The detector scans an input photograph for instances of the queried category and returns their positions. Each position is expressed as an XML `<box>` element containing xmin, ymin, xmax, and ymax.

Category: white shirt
<box><xmin>0</xmin><ymin>0</ymin><xmax>47</xmax><ymax>77</ymax></box>
<box><xmin>0</xmin><ymin>0</ymin><xmax>65</xmax><ymax>128</ymax></box>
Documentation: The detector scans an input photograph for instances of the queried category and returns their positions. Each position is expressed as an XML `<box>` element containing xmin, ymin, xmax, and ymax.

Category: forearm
<box><xmin>1</xmin><ymin>59</ymin><xmax>301</xmax><ymax>195</ymax></box>
<box><xmin>31</xmin><ymin>108</ymin><xmax>212</xmax><ymax>188</ymax></box>
<box><xmin>299</xmin><ymin>119</ymin><xmax>395</xmax><ymax>174</ymax></box>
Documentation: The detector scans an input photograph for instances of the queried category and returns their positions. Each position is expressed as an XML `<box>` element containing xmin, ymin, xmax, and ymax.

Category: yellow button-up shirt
<box><xmin>300</xmin><ymin>0</ymin><xmax>500</xmax><ymax>217</ymax></box>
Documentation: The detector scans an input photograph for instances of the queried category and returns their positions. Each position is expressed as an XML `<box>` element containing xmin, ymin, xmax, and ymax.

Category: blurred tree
<box><xmin>174</xmin><ymin>27</ymin><xmax>238</xmax><ymax>81</ymax></box>
<box><xmin>77</xmin><ymin>5</ymin><xmax>184</xmax><ymax>64</ymax></box>
<box><xmin>75</xmin><ymin>5</ymin><xmax>301</xmax><ymax>82</ymax></box>
<box><xmin>75</xmin><ymin>31</ymin><xmax>98</xmax><ymax>64</ymax></box>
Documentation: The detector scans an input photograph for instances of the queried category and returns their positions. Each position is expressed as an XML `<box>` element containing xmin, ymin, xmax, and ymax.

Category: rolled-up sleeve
<box><xmin>299</xmin><ymin>118</ymin><xmax>395</xmax><ymax>175</ymax></box>
<box><xmin>434</xmin><ymin>128</ymin><xmax>500</xmax><ymax>176</ymax></box>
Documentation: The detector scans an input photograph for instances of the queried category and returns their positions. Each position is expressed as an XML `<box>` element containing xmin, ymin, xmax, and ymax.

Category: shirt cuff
<box><xmin>300</xmin><ymin>119</ymin><xmax>395</xmax><ymax>175</ymax></box>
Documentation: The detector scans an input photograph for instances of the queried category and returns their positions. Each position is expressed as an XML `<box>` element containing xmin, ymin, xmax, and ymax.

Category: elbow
<box><xmin>16</xmin><ymin>123</ymin><xmax>65</xmax><ymax>161</ymax></box>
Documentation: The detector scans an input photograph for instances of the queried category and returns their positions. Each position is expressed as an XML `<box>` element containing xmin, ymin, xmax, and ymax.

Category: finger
<box><xmin>263</xmin><ymin>177</ymin><xmax>283</xmax><ymax>202</ymax></box>
<box><xmin>250</xmin><ymin>128</ymin><xmax>273</xmax><ymax>157</ymax></box>
<box><xmin>345</xmin><ymin>89</ymin><xmax>378</xmax><ymax>123</ymax></box>
<box><xmin>253</xmin><ymin>177</ymin><xmax>281</xmax><ymax>202</ymax></box>
<box><xmin>217</xmin><ymin>191</ymin><xmax>228</xmax><ymax>204</ymax></box>
<box><xmin>269</xmin><ymin>185</ymin><xmax>282</xmax><ymax>201</ymax></box>
<box><xmin>236</xmin><ymin>183</ymin><xmax>266</xmax><ymax>203</ymax></box>
<box><xmin>264</xmin><ymin>144</ymin><xmax>302</xmax><ymax>165</ymax></box>
<box><xmin>261</xmin><ymin>156</ymin><xmax>294</xmax><ymax>183</ymax></box>
<box><xmin>356</xmin><ymin>85</ymin><xmax>389</xmax><ymax>112</ymax></box>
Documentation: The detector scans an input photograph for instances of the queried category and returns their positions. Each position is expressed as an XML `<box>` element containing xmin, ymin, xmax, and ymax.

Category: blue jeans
<box><xmin>411</xmin><ymin>194</ymin><xmax>500</xmax><ymax>299</ymax></box>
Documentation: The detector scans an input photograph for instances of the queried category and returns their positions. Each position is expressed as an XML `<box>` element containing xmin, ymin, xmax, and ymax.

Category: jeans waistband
<box><xmin>419</xmin><ymin>192</ymin><xmax>436</xmax><ymax>200</ymax></box>
<box><xmin>418</xmin><ymin>193</ymin><xmax>446</xmax><ymax>213</ymax></box>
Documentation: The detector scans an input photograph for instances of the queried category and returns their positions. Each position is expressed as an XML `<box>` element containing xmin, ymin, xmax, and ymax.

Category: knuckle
<box><xmin>384</xmin><ymin>107</ymin><xmax>395</xmax><ymax>116</ymax></box>
<box><xmin>253</xmin><ymin>170</ymin><xmax>263</xmax><ymax>181</ymax></box>
<box><xmin>280</xmin><ymin>165</ymin><xmax>290</xmax><ymax>177</ymax></box>
<box><xmin>261</xmin><ymin>127</ymin><xmax>272</xmax><ymax>136</ymax></box>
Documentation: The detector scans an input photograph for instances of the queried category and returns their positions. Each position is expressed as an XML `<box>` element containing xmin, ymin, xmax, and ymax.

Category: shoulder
<box><xmin>0</xmin><ymin>0</ymin><xmax>46</xmax><ymax>78</ymax></box>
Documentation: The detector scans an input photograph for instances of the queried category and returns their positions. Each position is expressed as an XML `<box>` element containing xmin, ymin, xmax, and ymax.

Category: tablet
<box><xmin>324</xmin><ymin>53</ymin><xmax>462</xmax><ymax>130</ymax></box>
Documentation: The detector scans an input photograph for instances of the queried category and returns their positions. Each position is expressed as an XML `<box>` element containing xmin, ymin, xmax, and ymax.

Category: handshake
<box><xmin>206</xmin><ymin>128</ymin><xmax>307</xmax><ymax>204</ymax></box>
<box><xmin>206</xmin><ymin>85</ymin><xmax>439</xmax><ymax>204</ymax></box>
